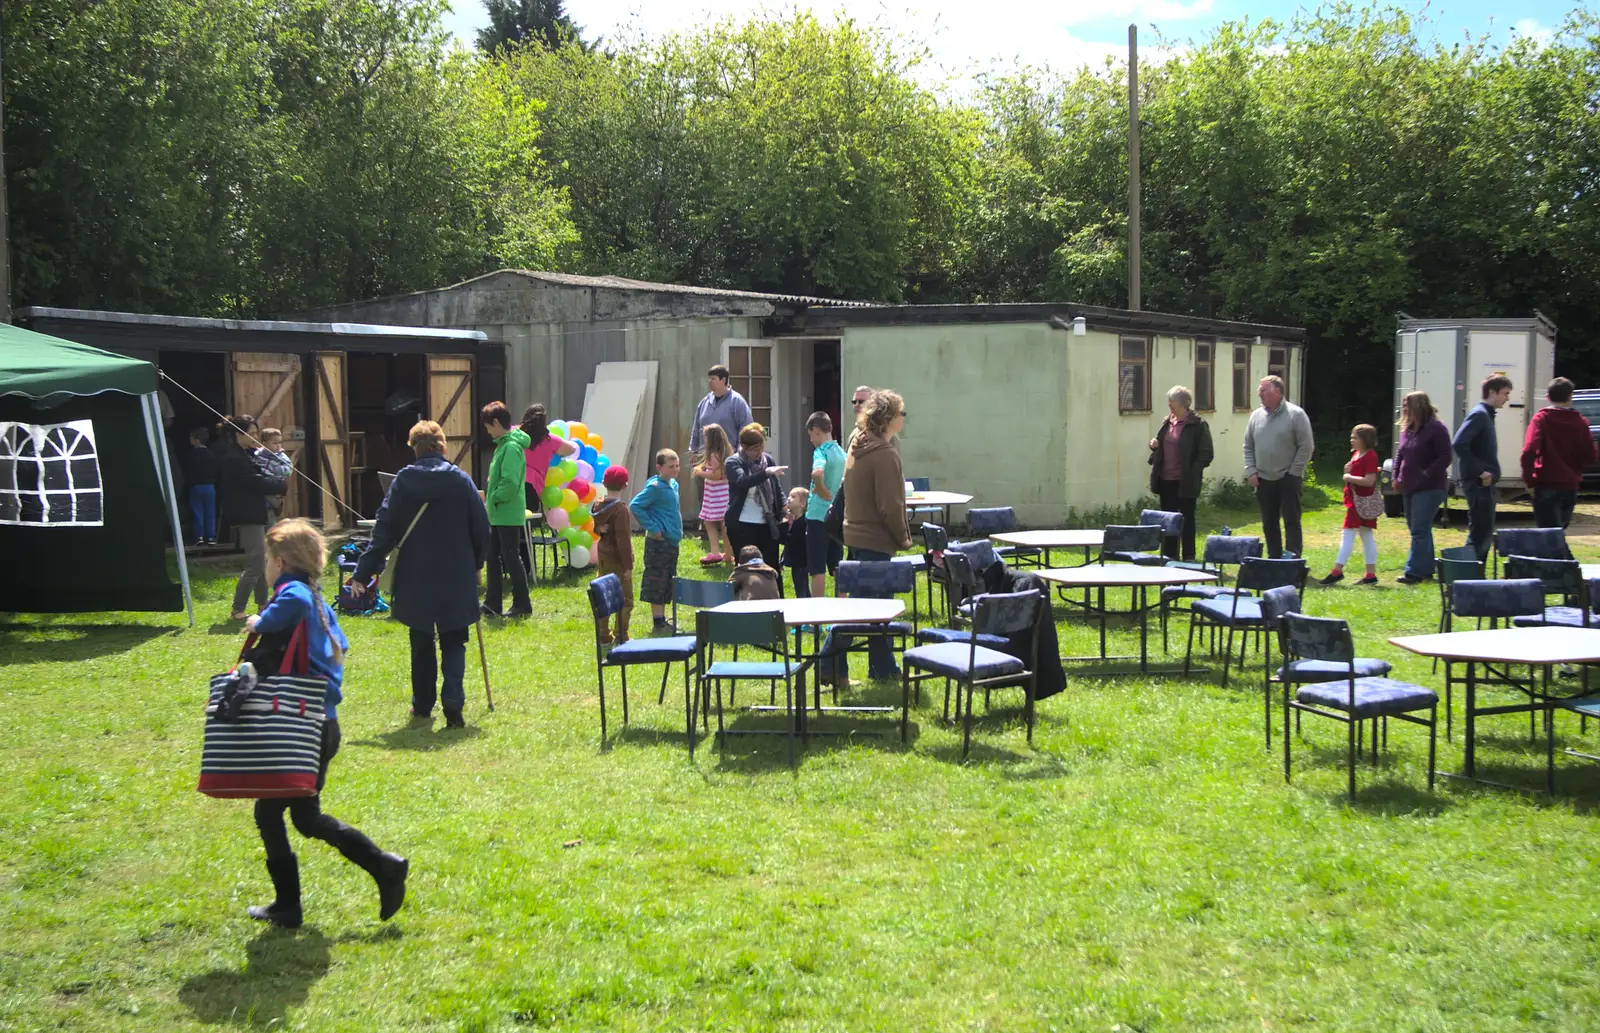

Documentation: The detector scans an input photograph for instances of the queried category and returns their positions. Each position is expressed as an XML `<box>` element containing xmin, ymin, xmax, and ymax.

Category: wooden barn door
<box><xmin>313</xmin><ymin>352</ymin><xmax>350</xmax><ymax>531</ymax></box>
<box><xmin>230</xmin><ymin>353</ymin><xmax>304</xmax><ymax>517</ymax></box>
<box><xmin>428</xmin><ymin>355</ymin><xmax>476</xmax><ymax>477</ymax></box>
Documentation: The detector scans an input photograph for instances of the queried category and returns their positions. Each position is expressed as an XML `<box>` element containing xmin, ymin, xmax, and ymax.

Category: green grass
<box><xmin>5</xmin><ymin>493</ymin><xmax>1600</xmax><ymax>1032</ymax></box>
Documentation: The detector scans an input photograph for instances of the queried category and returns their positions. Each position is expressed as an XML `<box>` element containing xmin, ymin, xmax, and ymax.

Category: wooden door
<box><xmin>231</xmin><ymin>352</ymin><xmax>304</xmax><ymax>517</ymax></box>
<box><xmin>313</xmin><ymin>352</ymin><xmax>350</xmax><ymax>531</ymax></box>
<box><xmin>428</xmin><ymin>354</ymin><xmax>476</xmax><ymax>477</ymax></box>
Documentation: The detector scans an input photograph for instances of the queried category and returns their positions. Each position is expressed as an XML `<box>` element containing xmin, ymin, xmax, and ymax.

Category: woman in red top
<box><xmin>1320</xmin><ymin>424</ymin><xmax>1381</xmax><ymax>585</ymax></box>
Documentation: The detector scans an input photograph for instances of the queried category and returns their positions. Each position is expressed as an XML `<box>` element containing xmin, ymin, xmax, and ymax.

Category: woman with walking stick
<box><xmin>353</xmin><ymin>421</ymin><xmax>491</xmax><ymax>728</ymax></box>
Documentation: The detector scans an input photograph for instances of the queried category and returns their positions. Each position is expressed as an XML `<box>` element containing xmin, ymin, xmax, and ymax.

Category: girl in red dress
<box><xmin>1321</xmin><ymin>424</ymin><xmax>1381</xmax><ymax>585</ymax></box>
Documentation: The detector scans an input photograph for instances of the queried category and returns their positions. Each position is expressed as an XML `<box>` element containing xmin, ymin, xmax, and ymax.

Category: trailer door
<box><xmin>1468</xmin><ymin>330</ymin><xmax>1534</xmax><ymax>486</ymax></box>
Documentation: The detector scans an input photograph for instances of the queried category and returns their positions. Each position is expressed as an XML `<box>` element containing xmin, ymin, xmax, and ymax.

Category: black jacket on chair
<box><xmin>354</xmin><ymin>454</ymin><xmax>491</xmax><ymax>632</ymax></box>
<box><xmin>220</xmin><ymin>442</ymin><xmax>286</xmax><ymax>526</ymax></box>
<box><xmin>1148</xmin><ymin>416</ymin><xmax>1215</xmax><ymax>498</ymax></box>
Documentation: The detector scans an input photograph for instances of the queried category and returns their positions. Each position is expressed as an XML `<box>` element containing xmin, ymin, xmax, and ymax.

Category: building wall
<box><xmin>842</xmin><ymin>322</ymin><xmax>1303</xmax><ymax>526</ymax></box>
<box><xmin>841</xmin><ymin>323</ymin><xmax>1069</xmax><ymax>526</ymax></box>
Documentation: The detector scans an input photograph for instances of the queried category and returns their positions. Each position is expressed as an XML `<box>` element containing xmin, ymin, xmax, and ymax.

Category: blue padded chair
<box><xmin>1492</xmin><ymin>527</ymin><xmax>1568</xmax><ymax>576</ymax></box>
<box><xmin>922</xmin><ymin>523</ymin><xmax>952</xmax><ymax>618</ymax></box>
<box><xmin>1140</xmin><ymin>508</ymin><xmax>1184</xmax><ymax>560</ymax></box>
<box><xmin>1433</xmin><ymin>546</ymin><xmax>1487</xmax><ymax>670</ymax></box>
<box><xmin>1159</xmin><ymin>534</ymin><xmax>1264</xmax><ymax>651</ymax></box>
<box><xmin>1281</xmin><ymin>612</ymin><xmax>1438</xmax><ymax>798</ymax></box>
<box><xmin>968</xmin><ymin>507</ymin><xmax>1042</xmax><ymax>568</ymax></box>
<box><xmin>669</xmin><ymin>577</ymin><xmax>738</xmax><ymax>708</ymax></box>
<box><xmin>1444</xmin><ymin>578</ymin><xmax>1545</xmax><ymax>741</ymax></box>
<box><xmin>587</xmin><ymin>574</ymin><xmax>700</xmax><ymax>746</ymax></box>
<box><xmin>697</xmin><ymin>609</ymin><xmax>801</xmax><ymax>767</ymax></box>
<box><xmin>1184</xmin><ymin>557</ymin><xmax>1308</xmax><ymax>687</ymax></box>
<box><xmin>1100</xmin><ymin>524</ymin><xmax>1165</xmax><ymax>566</ymax></box>
<box><xmin>907</xmin><ymin>476</ymin><xmax>942</xmax><ymax>528</ymax></box>
<box><xmin>1506</xmin><ymin>558</ymin><xmax>1590</xmax><ymax>628</ymax></box>
<box><xmin>818</xmin><ymin>560</ymin><xmax>918</xmax><ymax>700</ymax></box>
<box><xmin>916</xmin><ymin>550</ymin><xmax>1010</xmax><ymax>654</ymax></box>
<box><xmin>902</xmin><ymin>587</ymin><xmax>1046</xmax><ymax>758</ymax></box>
<box><xmin>1266</xmin><ymin>586</ymin><xmax>1393</xmax><ymax>749</ymax></box>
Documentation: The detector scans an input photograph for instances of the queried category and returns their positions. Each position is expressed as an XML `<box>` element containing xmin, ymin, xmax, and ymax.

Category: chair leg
<box><xmin>1263</xmin><ymin>635</ymin><xmax>1273</xmax><ymax>750</ymax></box>
<box><xmin>1221</xmin><ymin>625</ymin><xmax>1234</xmax><ymax>687</ymax></box>
<box><xmin>901</xmin><ymin>667</ymin><xmax>911</xmax><ymax>744</ymax></box>
<box><xmin>1347</xmin><ymin>713</ymin><xmax>1357</xmax><ymax>799</ymax></box>
<box><xmin>684</xmin><ymin>663</ymin><xmax>694</xmax><ymax>757</ymax></box>
<box><xmin>658</xmin><ymin>665</ymin><xmax>670</xmax><ymax>706</ymax></box>
<box><xmin>943</xmin><ymin>677</ymin><xmax>952</xmax><ymax>723</ymax></box>
<box><xmin>714</xmin><ymin>678</ymin><xmax>726</xmax><ymax>751</ymax></box>
<box><xmin>1282</xmin><ymin>684</ymin><xmax>1292</xmax><ymax>783</ymax></box>
<box><xmin>1428</xmin><ymin>705</ymin><xmax>1438</xmax><ymax>791</ymax></box>
<box><xmin>620</xmin><ymin>666</ymin><xmax>630</xmax><ymax>725</ymax></box>
<box><xmin>1184</xmin><ymin>614</ymin><xmax>1198</xmax><ymax>675</ymax></box>
<box><xmin>597</xmin><ymin>667</ymin><xmax>608</xmax><ymax>742</ymax></box>
<box><xmin>1025</xmin><ymin>677</ymin><xmax>1035</xmax><ymax>746</ymax></box>
<box><xmin>786</xmin><ymin>676</ymin><xmax>796</xmax><ymax>769</ymax></box>
<box><xmin>962</xmin><ymin>681</ymin><xmax>974</xmax><ymax>759</ymax></box>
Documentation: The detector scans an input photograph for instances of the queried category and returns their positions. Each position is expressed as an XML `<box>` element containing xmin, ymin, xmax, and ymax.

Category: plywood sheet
<box><xmin>592</xmin><ymin>361</ymin><xmax>659</xmax><ymax>502</ymax></box>
<box><xmin>580</xmin><ymin>379</ymin><xmax>648</xmax><ymax>502</ymax></box>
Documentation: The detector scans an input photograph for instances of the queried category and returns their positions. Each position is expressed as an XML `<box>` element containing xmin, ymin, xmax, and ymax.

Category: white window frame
<box><xmin>721</xmin><ymin>339</ymin><xmax>778</xmax><ymax>442</ymax></box>
<box><xmin>0</xmin><ymin>419</ymin><xmax>105</xmax><ymax>527</ymax></box>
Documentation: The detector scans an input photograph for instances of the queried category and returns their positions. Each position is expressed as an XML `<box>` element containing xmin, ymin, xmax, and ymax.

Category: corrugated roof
<box><xmin>481</xmin><ymin>269</ymin><xmax>882</xmax><ymax>308</ymax></box>
<box><xmin>19</xmin><ymin>306</ymin><xmax>489</xmax><ymax>341</ymax></box>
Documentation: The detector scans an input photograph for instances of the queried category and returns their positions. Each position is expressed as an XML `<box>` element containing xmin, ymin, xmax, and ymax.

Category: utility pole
<box><xmin>0</xmin><ymin>28</ymin><xmax>11</xmax><ymax>324</ymax></box>
<box><xmin>1127</xmin><ymin>23</ymin><xmax>1141</xmax><ymax>313</ymax></box>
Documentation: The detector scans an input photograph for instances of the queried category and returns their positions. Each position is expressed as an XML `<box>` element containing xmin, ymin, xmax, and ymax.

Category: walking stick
<box><xmin>475</xmin><ymin>619</ymin><xmax>496</xmax><ymax>711</ymax></box>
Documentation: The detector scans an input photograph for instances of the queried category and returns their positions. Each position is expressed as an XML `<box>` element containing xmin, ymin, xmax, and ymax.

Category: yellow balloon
<box><xmin>561</xmin><ymin>488</ymin><xmax>580</xmax><ymax>511</ymax></box>
<box><xmin>588</xmin><ymin>433</ymin><xmax>604</xmax><ymax>452</ymax></box>
<box><xmin>568</xmin><ymin>421</ymin><xmax>589</xmax><ymax>441</ymax></box>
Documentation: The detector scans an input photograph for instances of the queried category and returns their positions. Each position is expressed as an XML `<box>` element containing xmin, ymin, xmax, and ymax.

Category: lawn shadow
<box><xmin>179</xmin><ymin>926</ymin><xmax>331</xmax><ymax>1027</ymax></box>
<box><xmin>1292</xmin><ymin>740</ymin><xmax>1458</xmax><ymax>813</ymax></box>
<box><xmin>350</xmin><ymin>724</ymin><xmax>484</xmax><ymax>751</ymax></box>
<box><xmin>0</xmin><ymin>624</ymin><xmax>178</xmax><ymax>666</ymax></box>
<box><xmin>704</xmin><ymin>709</ymin><xmax>910</xmax><ymax>774</ymax></box>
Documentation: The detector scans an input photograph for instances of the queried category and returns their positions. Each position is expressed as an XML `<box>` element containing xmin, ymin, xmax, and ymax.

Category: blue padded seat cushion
<box><xmin>892</xmin><ymin>555</ymin><xmax>926</xmax><ymax>570</ymax></box>
<box><xmin>916</xmin><ymin>627</ymin><xmax>1010</xmax><ymax>647</ymax></box>
<box><xmin>1511</xmin><ymin>607</ymin><xmax>1599</xmax><ymax>629</ymax></box>
<box><xmin>1296</xmin><ymin>677</ymin><xmax>1438</xmax><ymax>717</ymax></box>
<box><xmin>1277</xmin><ymin>657</ymin><xmax>1394</xmax><ymax>683</ymax></box>
<box><xmin>1191</xmin><ymin>597</ymin><xmax>1266</xmax><ymax>623</ymax></box>
<box><xmin>903</xmin><ymin>642</ymin><xmax>1025</xmax><ymax>680</ymax></box>
<box><xmin>604</xmin><ymin>636</ymin><xmax>698</xmax><ymax>665</ymax></box>
<box><xmin>828</xmin><ymin>621</ymin><xmax>914</xmax><ymax>637</ymax></box>
<box><xmin>1106</xmin><ymin>551</ymin><xmax>1166</xmax><ymax>566</ymax></box>
<box><xmin>1161</xmin><ymin>584</ymin><xmax>1248</xmax><ymax>602</ymax></box>
<box><xmin>703</xmin><ymin>660</ymin><xmax>792</xmax><ymax>679</ymax></box>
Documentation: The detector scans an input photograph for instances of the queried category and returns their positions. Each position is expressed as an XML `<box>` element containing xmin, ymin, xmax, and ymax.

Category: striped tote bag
<box><xmin>198</xmin><ymin>623</ymin><xmax>326</xmax><ymax>799</ymax></box>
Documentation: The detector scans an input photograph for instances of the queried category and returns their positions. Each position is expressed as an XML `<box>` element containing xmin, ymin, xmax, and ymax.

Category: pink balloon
<box><xmin>575</xmin><ymin>460</ymin><xmax>595</xmax><ymax>483</ymax></box>
<box><xmin>545</xmin><ymin>507</ymin><xmax>571</xmax><ymax>531</ymax></box>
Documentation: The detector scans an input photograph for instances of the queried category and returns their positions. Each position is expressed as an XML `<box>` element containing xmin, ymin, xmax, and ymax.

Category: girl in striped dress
<box><xmin>695</xmin><ymin>423</ymin><xmax>733</xmax><ymax>564</ymax></box>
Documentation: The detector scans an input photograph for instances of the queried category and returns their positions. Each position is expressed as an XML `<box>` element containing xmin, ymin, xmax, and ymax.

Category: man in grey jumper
<box><xmin>688</xmin><ymin>363</ymin><xmax>754</xmax><ymax>456</ymax></box>
<box><xmin>1242</xmin><ymin>374</ymin><xmax>1315</xmax><ymax>558</ymax></box>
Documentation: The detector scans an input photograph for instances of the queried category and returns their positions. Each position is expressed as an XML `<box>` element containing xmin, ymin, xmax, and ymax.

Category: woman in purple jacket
<box><xmin>1393</xmin><ymin>391</ymin><xmax>1454</xmax><ymax>584</ymax></box>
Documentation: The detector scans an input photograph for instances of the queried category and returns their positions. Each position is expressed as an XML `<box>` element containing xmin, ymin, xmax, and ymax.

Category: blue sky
<box><xmin>441</xmin><ymin>0</ymin><xmax>1577</xmax><ymax>79</ymax></box>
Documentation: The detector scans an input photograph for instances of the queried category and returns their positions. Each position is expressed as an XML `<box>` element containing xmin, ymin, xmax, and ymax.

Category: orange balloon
<box><xmin>588</xmin><ymin>433</ymin><xmax>604</xmax><ymax>452</ymax></box>
<box><xmin>582</xmin><ymin>519</ymin><xmax>595</xmax><ymax>534</ymax></box>
<box><xmin>568</xmin><ymin>421</ymin><xmax>589</xmax><ymax>441</ymax></box>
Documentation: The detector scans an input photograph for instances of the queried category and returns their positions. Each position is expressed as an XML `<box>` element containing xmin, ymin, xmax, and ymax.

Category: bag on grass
<box><xmin>197</xmin><ymin>621</ymin><xmax>325</xmax><ymax>799</ymax></box>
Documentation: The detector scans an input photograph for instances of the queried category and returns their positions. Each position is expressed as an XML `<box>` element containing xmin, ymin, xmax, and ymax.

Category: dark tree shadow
<box><xmin>0</xmin><ymin>625</ymin><xmax>177</xmax><ymax>666</ymax></box>
<box><xmin>179</xmin><ymin>926</ymin><xmax>331</xmax><ymax>1026</ymax></box>
<box><xmin>349</xmin><ymin>724</ymin><xmax>484</xmax><ymax>751</ymax></box>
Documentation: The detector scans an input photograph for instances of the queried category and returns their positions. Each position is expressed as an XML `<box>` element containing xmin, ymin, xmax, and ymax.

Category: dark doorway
<box><xmin>811</xmin><ymin>340</ymin><xmax>842</xmax><ymax>440</ymax></box>
<box><xmin>159</xmin><ymin>351</ymin><xmax>229</xmax><ymax>441</ymax></box>
<box><xmin>346</xmin><ymin>353</ymin><xmax>428</xmax><ymax>517</ymax></box>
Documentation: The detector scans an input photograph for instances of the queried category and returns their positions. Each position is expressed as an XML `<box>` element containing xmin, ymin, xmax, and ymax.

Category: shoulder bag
<box><xmin>377</xmin><ymin>502</ymin><xmax>430</xmax><ymax>599</ymax></box>
<box><xmin>198</xmin><ymin>621</ymin><xmax>326</xmax><ymax>799</ymax></box>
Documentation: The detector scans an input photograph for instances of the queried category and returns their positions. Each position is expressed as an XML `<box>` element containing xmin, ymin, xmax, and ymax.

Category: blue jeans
<box><xmin>1403</xmin><ymin>489</ymin><xmax>1448</xmax><ymax>578</ymax></box>
<box><xmin>1463</xmin><ymin>482</ymin><xmax>1496</xmax><ymax>561</ymax></box>
<box><xmin>818</xmin><ymin>546</ymin><xmax>900</xmax><ymax>680</ymax></box>
<box><xmin>189</xmin><ymin>483</ymin><xmax>216</xmax><ymax>542</ymax></box>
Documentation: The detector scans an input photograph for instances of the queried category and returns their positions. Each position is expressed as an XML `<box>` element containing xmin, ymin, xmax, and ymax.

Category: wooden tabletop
<box><xmin>906</xmin><ymin>492</ymin><xmax>973</xmax><ymax>506</ymax></box>
<box><xmin>711</xmin><ymin>597</ymin><xmax>907</xmax><ymax>626</ymax></box>
<box><xmin>1036</xmin><ymin>564</ymin><xmax>1219</xmax><ymax>587</ymax></box>
<box><xmin>1389</xmin><ymin>627</ymin><xmax>1600</xmax><ymax>664</ymax></box>
<box><xmin>991</xmin><ymin>529</ymin><xmax>1105</xmax><ymax>549</ymax></box>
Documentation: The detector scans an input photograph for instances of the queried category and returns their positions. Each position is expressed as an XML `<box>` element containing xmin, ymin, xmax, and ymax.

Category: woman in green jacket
<box><xmin>481</xmin><ymin>401</ymin><xmax>532</xmax><ymax>617</ymax></box>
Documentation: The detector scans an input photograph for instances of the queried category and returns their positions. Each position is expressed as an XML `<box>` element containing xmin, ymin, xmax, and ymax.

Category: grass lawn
<box><xmin>5</xmin><ymin>484</ymin><xmax>1600</xmax><ymax>1031</ymax></box>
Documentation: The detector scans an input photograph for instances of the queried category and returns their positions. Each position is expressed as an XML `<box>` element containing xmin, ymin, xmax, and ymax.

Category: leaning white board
<box><xmin>580</xmin><ymin>379</ymin><xmax>648</xmax><ymax>503</ymax></box>
<box><xmin>592</xmin><ymin>361</ymin><xmax>659</xmax><ymax>503</ymax></box>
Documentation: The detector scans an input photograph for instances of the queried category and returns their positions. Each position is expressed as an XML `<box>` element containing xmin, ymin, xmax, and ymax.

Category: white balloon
<box><xmin>592</xmin><ymin>483</ymin><xmax>608</xmax><ymax>501</ymax></box>
<box><xmin>569</xmin><ymin>545</ymin><xmax>591</xmax><ymax>569</ymax></box>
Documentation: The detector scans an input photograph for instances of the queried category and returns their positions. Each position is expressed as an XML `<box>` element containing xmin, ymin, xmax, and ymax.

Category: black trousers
<box><xmin>254</xmin><ymin>721</ymin><xmax>384</xmax><ymax>870</ymax></box>
<box><xmin>727</xmin><ymin>519</ymin><xmax>781</xmax><ymax>570</ymax></box>
<box><xmin>1255</xmin><ymin>475</ymin><xmax>1303</xmax><ymax>558</ymax></box>
<box><xmin>1533</xmin><ymin>488</ymin><xmax>1578</xmax><ymax>530</ymax></box>
<box><xmin>1463</xmin><ymin>482</ymin><xmax>1497</xmax><ymax>560</ymax></box>
<box><xmin>1157</xmin><ymin>481</ymin><xmax>1198</xmax><ymax>561</ymax></box>
<box><xmin>409</xmin><ymin>625</ymin><xmax>470</xmax><ymax>715</ymax></box>
<box><xmin>484</xmin><ymin>525</ymin><xmax>530</xmax><ymax>612</ymax></box>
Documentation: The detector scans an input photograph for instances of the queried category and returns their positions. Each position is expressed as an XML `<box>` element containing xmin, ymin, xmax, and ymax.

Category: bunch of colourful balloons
<box><xmin>538</xmin><ymin>420</ymin><xmax>612</xmax><ymax>568</ymax></box>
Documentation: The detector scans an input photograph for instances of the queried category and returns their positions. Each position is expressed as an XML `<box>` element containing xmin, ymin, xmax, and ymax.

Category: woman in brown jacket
<box><xmin>823</xmin><ymin>389</ymin><xmax>911</xmax><ymax>683</ymax></box>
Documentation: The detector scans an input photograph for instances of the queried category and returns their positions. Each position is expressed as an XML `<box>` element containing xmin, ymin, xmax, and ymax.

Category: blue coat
<box><xmin>354</xmin><ymin>454</ymin><xmax>490</xmax><ymax>631</ymax></box>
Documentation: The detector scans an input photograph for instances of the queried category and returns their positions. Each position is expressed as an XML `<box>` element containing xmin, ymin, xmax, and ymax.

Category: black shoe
<box><xmin>504</xmin><ymin>606</ymin><xmax>532</xmax><ymax>619</ymax></box>
<box><xmin>247</xmin><ymin>854</ymin><xmax>303</xmax><ymax>929</ymax></box>
<box><xmin>443</xmin><ymin>709</ymin><xmax>465</xmax><ymax>729</ymax></box>
<box><xmin>409</xmin><ymin>709</ymin><xmax>432</xmax><ymax>722</ymax></box>
<box><xmin>1356</xmin><ymin>574</ymin><xmax>1379</xmax><ymax>586</ymax></box>
<box><xmin>480</xmin><ymin>603</ymin><xmax>502</xmax><ymax>618</ymax></box>
<box><xmin>652</xmin><ymin>620</ymin><xmax>678</xmax><ymax>635</ymax></box>
<box><xmin>1319</xmin><ymin>571</ymin><xmax>1344</xmax><ymax>585</ymax></box>
<box><xmin>375</xmin><ymin>853</ymin><xmax>409</xmax><ymax>921</ymax></box>
<box><xmin>1396</xmin><ymin>574</ymin><xmax>1432</xmax><ymax>585</ymax></box>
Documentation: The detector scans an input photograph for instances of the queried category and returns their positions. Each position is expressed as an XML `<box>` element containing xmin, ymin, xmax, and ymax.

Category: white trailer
<box><xmin>1393</xmin><ymin>314</ymin><xmax>1556</xmax><ymax>497</ymax></box>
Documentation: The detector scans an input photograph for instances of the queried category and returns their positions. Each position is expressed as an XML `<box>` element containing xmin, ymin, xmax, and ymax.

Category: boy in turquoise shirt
<box><xmin>804</xmin><ymin>412</ymin><xmax>846</xmax><ymax>597</ymax></box>
<box><xmin>628</xmin><ymin>449</ymin><xmax>683</xmax><ymax>630</ymax></box>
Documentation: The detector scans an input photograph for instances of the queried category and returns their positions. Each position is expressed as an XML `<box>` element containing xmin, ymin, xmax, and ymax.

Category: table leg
<box><xmin>1138</xmin><ymin>585</ymin><xmax>1149</xmax><ymax>672</ymax></box>
<box><xmin>1465</xmin><ymin>661</ymin><xmax>1477</xmax><ymax>779</ymax></box>
<box><xmin>1098</xmin><ymin>586</ymin><xmax>1108</xmax><ymax>659</ymax></box>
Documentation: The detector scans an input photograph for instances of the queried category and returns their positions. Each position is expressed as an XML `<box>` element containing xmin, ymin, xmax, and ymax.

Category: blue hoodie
<box><xmin>254</xmin><ymin>574</ymin><xmax>350</xmax><ymax>720</ymax></box>
<box><xmin>628</xmin><ymin>475</ymin><xmax>683</xmax><ymax>543</ymax></box>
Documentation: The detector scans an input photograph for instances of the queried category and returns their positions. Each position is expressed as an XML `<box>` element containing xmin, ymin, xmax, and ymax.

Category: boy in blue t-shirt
<box><xmin>804</xmin><ymin>412</ymin><xmax>846</xmax><ymax>597</ymax></box>
<box><xmin>628</xmin><ymin>449</ymin><xmax>683</xmax><ymax>631</ymax></box>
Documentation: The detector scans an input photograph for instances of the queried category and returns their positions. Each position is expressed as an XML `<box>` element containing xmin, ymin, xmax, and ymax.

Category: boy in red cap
<box><xmin>590</xmin><ymin>465</ymin><xmax>635</xmax><ymax>644</ymax></box>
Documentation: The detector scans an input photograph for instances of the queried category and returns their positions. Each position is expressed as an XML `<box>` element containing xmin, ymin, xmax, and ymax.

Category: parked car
<box><xmin>1570</xmin><ymin>389</ymin><xmax>1600</xmax><ymax>489</ymax></box>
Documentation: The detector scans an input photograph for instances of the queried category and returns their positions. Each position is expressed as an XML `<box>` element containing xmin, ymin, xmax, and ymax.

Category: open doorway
<box><xmin>811</xmin><ymin>340</ymin><xmax>842</xmax><ymax>440</ymax></box>
<box><xmin>347</xmin><ymin>352</ymin><xmax>428</xmax><ymax>517</ymax></box>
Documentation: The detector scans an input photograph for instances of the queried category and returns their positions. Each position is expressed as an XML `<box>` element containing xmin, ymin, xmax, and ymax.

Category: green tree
<box><xmin>476</xmin><ymin>0</ymin><xmax>584</xmax><ymax>54</ymax></box>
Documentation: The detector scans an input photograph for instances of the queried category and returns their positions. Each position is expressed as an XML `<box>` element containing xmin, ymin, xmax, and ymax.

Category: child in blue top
<box><xmin>628</xmin><ymin>448</ymin><xmax>683</xmax><ymax>630</ymax></box>
<box><xmin>240</xmin><ymin>518</ymin><xmax>407</xmax><ymax>929</ymax></box>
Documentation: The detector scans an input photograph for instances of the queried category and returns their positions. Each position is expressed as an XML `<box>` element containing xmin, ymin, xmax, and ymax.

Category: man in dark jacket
<box><xmin>1453</xmin><ymin>375</ymin><xmax>1512</xmax><ymax>560</ymax></box>
<box><xmin>1522</xmin><ymin>377</ymin><xmax>1598</xmax><ymax>530</ymax></box>
<box><xmin>220</xmin><ymin>415</ymin><xmax>287</xmax><ymax>619</ymax></box>
<box><xmin>354</xmin><ymin>421</ymin><xmax>491</xmax><ymax>727</ymax></box>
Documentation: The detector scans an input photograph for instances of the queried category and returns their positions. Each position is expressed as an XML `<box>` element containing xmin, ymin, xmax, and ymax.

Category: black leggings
<box><xmin>254</xmin><ymin>721</ymin><xmax>384</xmax><ymax>869</ymax></box>
<box><xmin>727</xmin><ymin>520</ymin><xmax>781</xmax><ymax>569</ymax></box>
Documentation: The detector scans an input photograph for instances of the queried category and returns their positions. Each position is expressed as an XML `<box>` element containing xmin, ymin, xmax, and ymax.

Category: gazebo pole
<box><xmin>142</xmin><ymin>391</ymin><xmax>194</xmax><ymax>626</ymax></box>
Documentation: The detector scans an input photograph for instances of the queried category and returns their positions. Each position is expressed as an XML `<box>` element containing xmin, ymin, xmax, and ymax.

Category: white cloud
<box><xmin>1511</xmin><ymin>18</ymin><xmax>1553</xmax><ymax>46</ymax></box>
